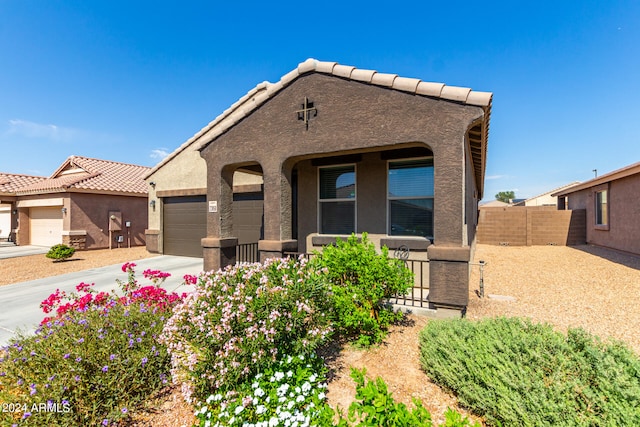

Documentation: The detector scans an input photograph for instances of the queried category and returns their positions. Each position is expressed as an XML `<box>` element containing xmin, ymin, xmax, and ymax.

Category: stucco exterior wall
<box><xmin>146</xmin><ymin>148</ymin><xmax>207</xmax><ymax>232</ymax></box>
<box><xmin>565</xmin><ymin>174</ymin><xmax>640</xmax><ymax>254</ymax></box>
<box><xmin>201</xmin><ymin>73</ymin><xmax>482</xmax><ymax>244</ymax></box>
<box><xmin>200</xmin><ymin>72</ymin><xmax>486</xmax><ymax>310</ymax></box>
<box><xmin>70</xmin><ymin>193</ymin><xmax>148</xmax><ymax>249</ymax></box>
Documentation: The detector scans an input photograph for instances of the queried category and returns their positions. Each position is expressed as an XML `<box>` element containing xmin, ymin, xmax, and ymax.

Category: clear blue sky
<box><xmin>1</xmin><ymin>0</ymin><xmax>638</xmax><ymax>201</ymax></box>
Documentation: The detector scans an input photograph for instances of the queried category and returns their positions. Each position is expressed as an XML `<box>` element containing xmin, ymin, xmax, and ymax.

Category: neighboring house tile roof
<box><xmin>553</xmin><ymin>162</ymin><xmax>640</xmax><ymax>197</ymax></box>
<box><xmin>146</xmin><ymin>58</ymin><xmax>493</xmax><ymax>193</ymax></box>
<box><xmin>15</xmin><ymin>156</ymin><xmax>151</xmax><ymax>196</ymax></box>
<box><xmin>0</xmin><ymin>173</ymin><xmax>47</xmax><ymax>195</ymax></box>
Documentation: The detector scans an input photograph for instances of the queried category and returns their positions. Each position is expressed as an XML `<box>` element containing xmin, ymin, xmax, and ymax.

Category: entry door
<box><xmin>30</xmin><ymin>207</ymin><xmax>63</xmax><ymax>247</ymax></box>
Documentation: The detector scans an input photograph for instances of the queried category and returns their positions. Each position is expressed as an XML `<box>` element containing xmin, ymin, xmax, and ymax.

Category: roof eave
<box><xmin>553</xmin><ymin>162</ymin><xmax>640</xmax><ymax>197</ymax></box>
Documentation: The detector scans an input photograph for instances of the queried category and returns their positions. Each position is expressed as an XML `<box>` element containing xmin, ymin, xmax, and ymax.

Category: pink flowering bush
<box><xmin>161</xmin><ymin>256</ymin><xmax>333</xmax><ymax>403</ymax></box>
<box><xmin>0</xmin><ymin>263</ymin><xmax>186</xmax><ymax>426</ymax></box>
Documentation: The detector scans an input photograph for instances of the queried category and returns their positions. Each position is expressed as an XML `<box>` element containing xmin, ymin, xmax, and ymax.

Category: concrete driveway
<box><xmin>0</xmin><ymin>245</ymin><xmax>49</xmax><ymax>259</ymax></box>
<box><xmin>0</xmin><ymin>255</ymin><xmax>203</xmax><ymax>346</ymax></box>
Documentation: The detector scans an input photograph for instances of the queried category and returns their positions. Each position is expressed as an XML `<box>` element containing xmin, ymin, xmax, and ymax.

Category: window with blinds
<box><xmin>319</xmin><ymin>165</ymin><xmax>355</xmax><ymax>234</ymax></box>
<box><xmin>388</xmin><ymin>158</ymin><xmax>434</xmax><ymax>238</ymax></box>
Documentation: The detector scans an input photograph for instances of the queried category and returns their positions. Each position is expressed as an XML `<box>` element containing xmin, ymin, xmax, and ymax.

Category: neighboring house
<box><xmin>513</xmin><ymin>182</ymin><xmax>580</xmax><ymax>206</ymax></box>
<box><xmin>0</xmin><ymin>173</ymin><xmax>47</xmax><ymax>241</ymax></box>
<box><xmin>1</xmin><ymin>156</ymin><xmax>150</xmax><ymax>249</ymax></box>
<box><xmin>479</xmin><ymin>200</ymin><xmax>510</xmax><ymax>208</ymax></box>
<box><xmin>553</xmin><ymin>162</ymin><xmax>640</xmax><ymax>255</ymax></box>
<box><xmin>147</xmin><ymin>58</ymin><xmax>492</xmax><ymax>314</ymax></box>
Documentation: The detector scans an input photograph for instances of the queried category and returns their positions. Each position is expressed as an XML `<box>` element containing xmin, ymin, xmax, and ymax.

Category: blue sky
<box><xmin>1</xmin><ymin>0</ymin><xmax>638</xmax><ymax>201</ymax></box>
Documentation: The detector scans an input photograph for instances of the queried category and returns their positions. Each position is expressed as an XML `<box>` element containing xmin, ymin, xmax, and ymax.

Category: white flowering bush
<box><xmin>160</xmin><ymin>257</ymin><xmax>334</xmax><ymax>403</ymax></box>
<box><xmin>193</xmin><ymin>353</ymin><xmax>334</xmax><ymax>427</ymax></box>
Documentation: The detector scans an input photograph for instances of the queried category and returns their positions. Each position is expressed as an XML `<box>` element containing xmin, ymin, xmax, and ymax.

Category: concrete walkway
<box><xmin>0</xmin><ymin>255</ymin><xmax>203</xmax><ymax>346</ymax></box>
<box><xmin>0</xmin><ymin>244</ymin><xmax>49</xmax><ymax>259</ymax></box>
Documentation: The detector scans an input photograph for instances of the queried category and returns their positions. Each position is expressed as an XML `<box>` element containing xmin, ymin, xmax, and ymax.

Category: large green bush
<box><xmin>161</xmin><ymin>256</ymin><xmax>334</xmax><ymax>403</ymax></box>
<box><xmin>419</xmin><ymin>317</ymin><xmax>640</xmax><ymax>426</ymax></box>
<box><xmin>310</xmin><ymin>233</ymin><xmax>413</xmax><ymax>346</ymax></box>
<box><xmin>45</xmin><ymin>244</ymin><xmax>75</xmax><ymax>262</ymax></box>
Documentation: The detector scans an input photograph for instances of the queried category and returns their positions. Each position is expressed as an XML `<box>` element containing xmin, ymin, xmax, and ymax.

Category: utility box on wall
<box><xmin>109</xmin><ymin>211</ymin><xmax>122</xmax><ymax>231</ymax></box>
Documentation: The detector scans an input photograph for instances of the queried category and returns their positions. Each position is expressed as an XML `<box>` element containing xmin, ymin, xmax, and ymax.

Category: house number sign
<box><xmin>209</xmin><ymin>201</ymin><xmax>217</xmax><ymax>213</ymax></box>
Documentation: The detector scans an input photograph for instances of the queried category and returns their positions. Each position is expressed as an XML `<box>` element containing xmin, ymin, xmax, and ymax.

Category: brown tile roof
<box><xmin>0</xmin><ymin>173</ymin><xmax>47</xmax><ymax>195</ymax></box>
<box><xmin>16</xmin><ymin>156</ymin><xmax>151</xmax><ymax>196</ymax></box>
<box><xmin>146</xmin><ymin>58</ymin><xmax>493</xmax><ymax>187</ymax></box>
<box><xmin>553</xmin><ymin>162</ymin><xmax>640</xmax><ymax>197</ymax></box>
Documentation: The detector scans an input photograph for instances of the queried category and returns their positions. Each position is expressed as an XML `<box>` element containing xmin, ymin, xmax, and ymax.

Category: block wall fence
<box><xmin>477</xmin><ymin>206</ymin><xmax>586</xmax><ymax>246</ymax></box>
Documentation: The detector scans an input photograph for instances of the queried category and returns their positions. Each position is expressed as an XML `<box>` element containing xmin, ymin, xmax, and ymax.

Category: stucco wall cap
<box><xmin>315</xmin><ymin>61</ymin><xmax>337</xmax><ymax>74</ymax></box>
<box><xmin>440</xmin><ymin>86</ymin><xmax>472</xmax><ymax>102</ymax></box>
<box><xmin>416</xmin><ymin>81</ymin><xmax>445</xmax><ymax>97</ymax></box>
<box><xmin>392</xmin><ymin>76</ymin><xmax>421</xmax><ymax>93</ymax></box>
<box><xmin>371</xmin><ymin>72</ymin><xmax>398</xmax><ymax>87</ymax></box>
<box><xmin>350</xmin><ymin>68</ymin><xmax>377</xmax><ymax>83</ymax></box>
<box><xmin>466</xmin><ymin>90</ymin><xmax>493</xmax><ymax>107</ymax></box>
<box><xmin>332</xmin><ymin>64</ymin><xmax>355</xmax><ymax>79</ymax></box>
<box><xmin>297</xmin><ymin>58</ymin><xmax>316</xmax><ymax>74</ymax></box>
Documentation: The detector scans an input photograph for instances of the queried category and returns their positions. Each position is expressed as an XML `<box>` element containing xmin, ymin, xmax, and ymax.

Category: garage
<box><xmin>0</xmin><ymin>205</ymin><xmax>11</xmax><ymax>240</ymax></box>
<box><xmin>163</xmin><ymin>196</ymin><xmax>207</xmax><ymax>258</ymax></box>
<box><xmin>30</xmin><ymin>207</ymin><xmax>63</xmax><ymax>247</ymax></box>
<box><xmin>162</xmin><ymin>193</ymin><xmax>264</xmax><ymax>258</ymax></box>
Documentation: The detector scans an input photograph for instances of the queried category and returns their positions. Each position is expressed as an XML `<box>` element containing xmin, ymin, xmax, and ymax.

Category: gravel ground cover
<box><xmin>0</xmin><ymin>246</ymin><xmax>154</xmax><ymax>286</ymax></box>
<box><xmin>467</xmin><ymin>244</ymin><xmax>640</xmax><ymax>354</ymax></box>
<box><xmin>3</xmin><ymin>243</ymin><xmax>639</xmax><ymax>426</ymax></box>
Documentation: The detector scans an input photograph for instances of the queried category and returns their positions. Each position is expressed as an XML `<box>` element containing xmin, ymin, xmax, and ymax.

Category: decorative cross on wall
<box><xmin>295</xmin><ymin>97</ymin><xmax>317</xmax><ymax>130</ymax></box>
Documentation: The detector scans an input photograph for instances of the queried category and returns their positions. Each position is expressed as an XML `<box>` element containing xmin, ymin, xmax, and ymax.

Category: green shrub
<box><xmin>45</xmin><ymin>244</ymin><xmax>75</xmax><ymax>262</ymax></box>
<box><xmin>161</xmin><ymin>256</ymin><xmax>334</xmax><ymax>403</ymax></box>
<box><xmin>310</xmin><ymin>233</ymin><xmax>413</xmax><ymax>347</ymax></box>
<box><xmin>0</xmin><ymin>264</ymin><xmax>184</xmax><ymax>426</ymax></box>
<box><xmin>335</xmin><ymin>368</ymin><xmax>479</xmax><ymax>427</ymax></box>
<box><xmin>419</xmin><ymin>317</ymin><xmax>640</xmax><ymax>426</ymax></box>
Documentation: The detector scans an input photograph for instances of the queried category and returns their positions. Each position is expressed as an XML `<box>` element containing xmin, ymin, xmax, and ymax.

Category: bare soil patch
<box><xmin>0</xmin><ymin>246</ymin><xmax>155</xmax><ymax>286</ymax></box>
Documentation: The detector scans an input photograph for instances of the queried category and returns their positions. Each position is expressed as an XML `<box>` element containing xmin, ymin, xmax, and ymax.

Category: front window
<box><xmin>319</xmin><ymin>165</ymin><xmax>355</xmax><ymax>234</ymax></box>
<box><xmin>595</xmin><ymin>190</ymin><xmax>608</xmax><ymax>226</ymax></box>
<box><xmin>388</xmin><ymin>158</ymin><xmax>434</xmax><ymax>238</ymax></box>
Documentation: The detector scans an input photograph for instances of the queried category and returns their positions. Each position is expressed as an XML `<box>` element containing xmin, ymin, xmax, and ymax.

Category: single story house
<box><xmin>554</xmin><ymin>161</ymin><xmax>640</xmax><ymax>255</ymax></box>
<box><xmin>513</xmin><ymin>182</ymin><xmax>580</xmax><ymax>207</ymax></box>
<box><xmin>1</xmin><ymin>155</ymin><xmax>150</xmax><ymax>249</ymax></box>
<box><xmin>0</xmin><ymin>173</ymin><xmax>47</xmax><ymax>241</ymax></box>
<box><xmin>147</xmin><ymin>58</ymin><xmax>492</xmax><ymax>313</ymax></box>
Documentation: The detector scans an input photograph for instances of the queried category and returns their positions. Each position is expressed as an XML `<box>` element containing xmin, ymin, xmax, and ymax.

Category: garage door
<box><xmin>163</xmin><ymin>196</ymin><xmax>206</xmax><ymax>258</ymax></box>
<box><xmin>30</xmin><ymin>207</ymin><xmax>63</xmax><ymax>247</ymax></box>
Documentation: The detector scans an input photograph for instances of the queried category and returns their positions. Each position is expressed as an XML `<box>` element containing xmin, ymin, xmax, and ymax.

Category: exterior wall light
<box><xmin>61</xmin><ymin>207</ymin><xmax>67</xmax><ymax>214</ymax></box>
<box><xmin>149</xmin><ymin>200</ymin><xmax>156</xmax><ymax>209</ymax></box>
<box><xmin>149</xmin><ymin>181</ymin><xmax>156</xmax><ymax>188</ymax></box>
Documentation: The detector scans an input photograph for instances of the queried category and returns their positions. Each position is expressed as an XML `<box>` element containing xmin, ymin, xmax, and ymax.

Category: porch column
<box><xmin>202</xmin><ymin>165</ymin><xmax>237</xmax><ymax>271</ymax></box>
<box><xmin>258</xmin><ymin>160</ymin><xmax>297</xmax><ymax>261</ymax></box>
<box><xmin>427</xmin><ymin>246</ymin><xmax>470</xmax><ymax>312</ymax></box>
<box><xmin>427</xmin><ymin>140</ymin><xmax>469</xmax><ymax>314</ymax></box>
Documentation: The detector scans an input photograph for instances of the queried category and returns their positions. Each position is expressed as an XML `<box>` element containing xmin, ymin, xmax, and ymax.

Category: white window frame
<box><xmin>317</xmin><ymin>164</ymin><xmax>357</xmax><ymax>235</ymax></box>
<box><xmin>386</xmin><ymin>156</ymin><xmax>434</xmax><ymax>239</ymax></box>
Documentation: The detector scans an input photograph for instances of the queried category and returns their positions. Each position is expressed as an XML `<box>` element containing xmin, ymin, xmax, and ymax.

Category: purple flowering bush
<box><xmin>0</xmin><ymin>264</ymin><xmax>184</xmax><ymax>426</ymax></box>
<box><xmin>161</xmin><ymin>256</ymin><xmax>334</xmax><ymax>404</ymax></box>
